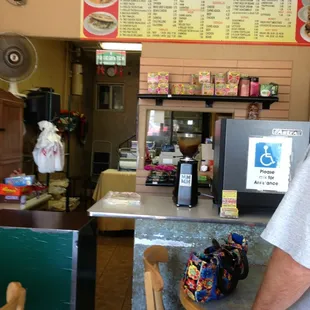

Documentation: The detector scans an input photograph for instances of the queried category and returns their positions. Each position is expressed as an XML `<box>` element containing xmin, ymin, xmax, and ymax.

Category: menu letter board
<box><xmin>81</xmin><ymin>0</ymin><xmax>310</xmax><ymax>46</ymax></box>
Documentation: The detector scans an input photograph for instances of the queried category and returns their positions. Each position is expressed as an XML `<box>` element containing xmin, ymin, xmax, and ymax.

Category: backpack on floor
<box><xmin>182</xmin><ymin>233</ymin><xmax>249</xmax><ymax>303</ymax></box>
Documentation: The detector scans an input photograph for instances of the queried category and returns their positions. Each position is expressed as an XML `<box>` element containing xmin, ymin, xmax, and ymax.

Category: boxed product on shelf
<box><xmin>4</xmin><ymin>175</ymin><xmax>35</xmax><ymax>186</ymax></box>
<box><xmin>190</xmin><ymin>74</ymin><xmax>199</xmax><ymax>85</ymax></box>
<box><xmin>201</xmin><ymin>83</ymin><xmax>215</xmax><ymax>95</ymax></box>
<box><xmin>158</xmin><ymin>72</ymin><xmax>169</xmax><ymax>83</ymax></box>
<box><xmin>215</xmin><ymin>73</ymin><xmax>226</xmax><ymax>84</ymax></box>
<box><xmin>170</xmin><ymin>83</ymin><xmax>184</xmax><ymax>95</ymax></box>
<box><xmin>224</xmin><ymin>84</ymin><xmax>238</xmax><ymax>96</ymax></box>
<box><xmin>215</xmin><ymin>83</ymin><xmax>226</xmax><ymax>96</ymax></box>
<box><xmin>147</xmin><ymin>72</ymin><xmax>158</xmax><ymax>83</ymax></box>
<box><xmin>193</xmin><ymin>84</ymin><xmax>202</xmax><ymax>95</ymax></box>
<box><xmin>148</xmin><ymin>83</ymin><xmax>157</xmax><ymax>94</ymax></box>
<box><xmin>157</xmin><ymin>83</ymin><xmax>169</xmax><ymax>94</ymax></box>
<box><xmin>183</xmin><ymin>84</ymin><xmax>194</xmax><ymax>95</ymax></box>
<box><xmin>226</xmin><ymin>71</ymin><xmax>241</xmax><ymax>84</ymax></box>
<box><xmin>0</xmin><ymin>184</ymin><xmax>33</xmax><ymax>196</ymax></box>
<box><xmin>260</xmin><ymin>83</ymin><xmax>279</xmax><ymax>97</ymax></box>
<box><xmin>199</xmin><ymin>71</ymin><xmax>211</xmax><ymax>84</ymax></box>
<box><xmin>270</xmin><ymin>83</ymin><xmax>279</xmax><ymax>96</ymax></box>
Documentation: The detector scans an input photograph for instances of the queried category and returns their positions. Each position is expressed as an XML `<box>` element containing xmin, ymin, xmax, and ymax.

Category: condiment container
<box><xmin>250</xmin><ymin>77</ymin><xmax>260</xmax><ymax>97</ymax></box>
<box><xmin>239</xmin><ymin>77</ymin><xmax>250</xmax><ymax>97</ymax></box>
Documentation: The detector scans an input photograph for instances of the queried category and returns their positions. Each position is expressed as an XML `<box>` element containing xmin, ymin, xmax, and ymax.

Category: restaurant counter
<box><xmin>88</xmin><ymin>195</ymin><xmax>273</xmax><ymax>310</ymax></box>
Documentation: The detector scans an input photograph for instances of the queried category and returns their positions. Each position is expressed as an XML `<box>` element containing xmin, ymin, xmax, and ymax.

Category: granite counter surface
<box><xmin>88</xmin><ymin>195</ymin><xmax>272</xmax><ymax>226</ymax></box>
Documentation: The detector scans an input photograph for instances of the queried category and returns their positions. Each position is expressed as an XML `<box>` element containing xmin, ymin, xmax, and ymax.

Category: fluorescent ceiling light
<box><xmin>100</xmin><ymin>42</ymin><xmax>142</xmax><ymax>51</ymax></box>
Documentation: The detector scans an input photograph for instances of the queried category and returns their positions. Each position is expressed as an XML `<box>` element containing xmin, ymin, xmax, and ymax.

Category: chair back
<box><xmin>0</xmin><ymin>282</ymin><xmax>26</xmax><ymax>310</ymax></box>
<box><xmin>143</xmin><ymin>246</ymin><xmax>168</xmax><ymax>310</ymax></box>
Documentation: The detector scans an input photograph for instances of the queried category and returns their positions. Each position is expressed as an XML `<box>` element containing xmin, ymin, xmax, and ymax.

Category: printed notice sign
<box><xmin>246</xmin><ymin>136</ymin><xmax>292</xmax><ymax>193</ymax></box>
<box><xmin>180</xmin><ymin>174</ymin><xmax>192</xmax><ymax>187</ymax></box>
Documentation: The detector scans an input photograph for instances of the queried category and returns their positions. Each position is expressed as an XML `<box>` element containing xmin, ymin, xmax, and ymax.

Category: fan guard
<box><xmin>0</xmin><ymin>32</ymin><xmax>37</xmax><ymax>84</ymax></box>
<box><xmin>6</xmin><ymin>0</ymin><xmax>27</xmax><ymax>6</ymax></box>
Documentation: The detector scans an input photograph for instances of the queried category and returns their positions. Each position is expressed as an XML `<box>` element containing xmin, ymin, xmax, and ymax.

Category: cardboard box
<box><xmin>215</xmin><ymin>84</ymin><xmax>226</xmax><ymax>96</ymax></box>
<box><xmin>202</xmin><ymin>83</ymin><xmax>214</xmax><ymax>95</ymax></box>
<box><xmin>183</xmin><ymin>84</ymin><xmax>194</xmax><ymax>95</ymax></box>
<box><xmin>226</xmin><ymin>71</ymin><xmax>240</xmax><ymax>84</ymax></box>
<box><xmin>199</xmin><ymin>71</ymin><xmax>211</xmax><ymax>84</ymax></box>
<box><xmin>191</xmin><ymin>74</ymin><xmax>199</xmax><ymax>85</ymax></box>
<box><xmin>147</xmin><ymin>72</ymin><xmax>158</xmax><ymax>83</ymax></box>
<box><xmin>157</xmin><ymin>83</ymin><xmax>169</xmax><ymax>94</ymax></box>
<box><xmin>215</xmin><ymin>73</ymin><xmax>226</xmax><ymax>84</ymax></box>
<box><xmin>158</xmin><ymin>72</ymin><xmax>169</xmax><ymax>83</ymax></box>
<box><xmin>170</xmin><ymin>84</ymin><xmax>183</xmax><ymax>95</ymax></box>
<box><xmin>224</xmin><ymin>84</ymin><xmax>238</xmax><ymax>96</ymax></box>
<box><xmin>193</xmin><ymin>84</ymin><xmax>202</xmax><ymax>95</ymax></box>
<box><xmin>0</xmin><ymin>184</ymin><xmax>32</xmax><ymax>196</ymax></box>
<box><xmin>148</xmin><ymin>83</ymin><xmax>157</xmax><ymax>94</ymax></box>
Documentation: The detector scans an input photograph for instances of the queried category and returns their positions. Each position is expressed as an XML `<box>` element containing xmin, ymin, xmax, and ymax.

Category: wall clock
<box><xmin>106</xmin><ymin>66</ymin><xmax>116</xmax><ymax>77</ymax></box>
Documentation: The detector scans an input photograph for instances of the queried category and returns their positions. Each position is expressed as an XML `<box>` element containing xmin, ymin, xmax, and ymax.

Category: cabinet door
<box><xmin>0</xmin><ymin>99</ymin><xmax>23</xmax><ymax>166</ymax></box>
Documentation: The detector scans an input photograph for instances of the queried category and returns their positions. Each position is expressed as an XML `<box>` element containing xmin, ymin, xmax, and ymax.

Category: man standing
<box><xmin>253</xmin><ymin>150</ymin><xmax>310</xmax><ymax>309</ymax></box>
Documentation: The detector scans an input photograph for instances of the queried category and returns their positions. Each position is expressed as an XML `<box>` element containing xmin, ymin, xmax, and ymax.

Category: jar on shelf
<box><xmin>239</xmin><ymin>77</ymin><xmax>250</xmax><ymax>97</ymax></box>
<box><xmin>250</xmin><ymin>77</ymin><xmax>260</xmax><ymax>97</ymax></box>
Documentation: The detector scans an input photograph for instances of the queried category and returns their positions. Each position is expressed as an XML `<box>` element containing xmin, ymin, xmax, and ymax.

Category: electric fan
<box><xmin>6</xmin><ymin>0</ymin><xmax>27</xmax><ymax>6</ymax></box>
<box><xmin>0</xmin><ymin>32</ymin><xmax>38</xmax><ymax>98</ymax></box>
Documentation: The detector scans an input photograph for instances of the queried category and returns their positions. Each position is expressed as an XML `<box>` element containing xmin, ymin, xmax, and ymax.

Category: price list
<box><xmin>99</xmin><ymin>0</ymin><xmax>299</xmax><ymax>43</ymax></box>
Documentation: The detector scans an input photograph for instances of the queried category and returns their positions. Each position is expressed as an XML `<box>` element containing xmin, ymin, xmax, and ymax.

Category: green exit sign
<box><xmin>96</xmin><ymin>50</ymin><xmax>126</xmax><ymax>66</ymax></box>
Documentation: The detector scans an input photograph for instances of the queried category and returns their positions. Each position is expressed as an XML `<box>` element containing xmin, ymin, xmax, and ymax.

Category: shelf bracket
<box><xmin>205</xmin><ymin>100</ymin><xmax>213</xmax><ymax>108</ymax></box>
<box><xmin>262</xmin><ymin>102</ymin><xmax>271</xmax><ymax>110</ymax></box>
<box><xmin>155</xmin><ymin>98</ymin><xmax>163</xmax><ymax>106</ymax></box>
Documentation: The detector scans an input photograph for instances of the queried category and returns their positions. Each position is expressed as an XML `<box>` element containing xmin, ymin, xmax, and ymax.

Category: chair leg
<box><xmin>144</xmin><ymin>272</ymin><xmax>156</xmax><ymax>310</ymax></box>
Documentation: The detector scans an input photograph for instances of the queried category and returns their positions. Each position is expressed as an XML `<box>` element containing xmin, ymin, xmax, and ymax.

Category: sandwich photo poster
<box><xmin>82</xmin><ymin>0</ymin><xmax>119</xmax><ymax>40</ymax></box>
<box><xmin>81</xmin><ymin>0</ymin><xmax>310</xmax><ymax>46</ymax></box>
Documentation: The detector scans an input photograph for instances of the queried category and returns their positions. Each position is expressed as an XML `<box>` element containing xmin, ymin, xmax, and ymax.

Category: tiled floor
<box><xmin>96</xmin><ymin>235</ymin><xmax>134</xmax><ymax>310</ymax></box>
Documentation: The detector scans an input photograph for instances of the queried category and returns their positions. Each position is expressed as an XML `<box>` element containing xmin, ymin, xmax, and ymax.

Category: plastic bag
<box><xmin>32</xmin><ymin>121</ymin><xmax>65</xmax><ymax>173</ymax></box>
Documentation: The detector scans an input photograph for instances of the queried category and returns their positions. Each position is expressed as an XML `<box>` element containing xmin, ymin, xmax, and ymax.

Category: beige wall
<box><xmin>142</xmin><ymin>43</ymin><xmax>310</xmax><ymax>121</ymax></box>
<box><xmin>0</xmin><ymin>38</ymin><xmax>68</xmax><ymax>107</ymax></box>
<box><xmin>92</xmin><ymin>53</ymin><xmax>140</xmax><ymax>168</ymax></box>
<box><xmin>0</xmin><ymin>0</ymin><xmax>80</xmax><ymax>39</ymax></box>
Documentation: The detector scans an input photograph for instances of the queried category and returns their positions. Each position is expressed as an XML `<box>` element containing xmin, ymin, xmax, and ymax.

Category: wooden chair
<box><xmin>143</xmin><ymin>246</ymin><xmax>203</xmax><ymax>310</ymax></box>
<box><xmin>0</xmin><ymin>282</ymin><xmax>26</xmax><ymax>310</ymax></box>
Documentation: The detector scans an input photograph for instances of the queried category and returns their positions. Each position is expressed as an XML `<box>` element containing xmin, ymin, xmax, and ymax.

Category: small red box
<box><xmin>0</xmin><ymin>184</ymin><xmax>32</xmax><ymax>196</ymax></box>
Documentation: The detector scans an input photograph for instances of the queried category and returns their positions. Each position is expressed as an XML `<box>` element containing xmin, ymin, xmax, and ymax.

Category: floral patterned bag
<box><xmin>182</xmin><ymin>233</ymin><xmax>249</xmax><ymax>303</ymax></box>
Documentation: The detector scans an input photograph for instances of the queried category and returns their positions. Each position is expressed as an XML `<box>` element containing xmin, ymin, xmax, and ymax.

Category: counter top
<box><xmin>0</xmin><ymin>209</ymin><xmax>93</xmax><ymax>230</ymax></box>
<box><xmin>88</xmin><ymin>195</ymin><xmax>272</xmax><ymax>226</ymax></box>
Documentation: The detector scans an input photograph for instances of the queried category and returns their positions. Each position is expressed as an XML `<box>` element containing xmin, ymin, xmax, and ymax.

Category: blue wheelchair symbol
<box><xmin>254</xmin><ymin>143</ymin><xmax>282</xmax><ymax>169</ymax></box>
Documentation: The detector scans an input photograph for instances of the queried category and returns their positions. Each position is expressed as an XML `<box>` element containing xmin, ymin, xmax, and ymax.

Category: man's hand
<box><xmin>253</xmin><ymin>247</ymin><xmax>310</xmax><ymax>310</ymax></box>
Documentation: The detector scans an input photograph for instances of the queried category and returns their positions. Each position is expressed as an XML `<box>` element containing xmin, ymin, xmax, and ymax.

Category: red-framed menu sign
<box><xmin>81</xmin><ymin>0</ymin><xmax>310</xmax><ymax>46</ymax></box>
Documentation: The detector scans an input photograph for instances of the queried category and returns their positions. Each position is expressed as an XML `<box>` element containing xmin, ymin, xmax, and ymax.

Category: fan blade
<box><xmin>0</xmin><ymin>33</ymin><xmax>37</xmax><ymax>82</ymax></box>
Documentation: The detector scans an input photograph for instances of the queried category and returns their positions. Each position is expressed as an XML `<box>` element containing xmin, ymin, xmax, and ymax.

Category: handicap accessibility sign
<box><xmin>246</xmin><ymin>136</ymin><xmax>292</xmax><ymax>193</ymax></box>
<box><xmin>254</xmin><ymin>143</ymin><xmax>282</xmax><ymax>169</ymax></box>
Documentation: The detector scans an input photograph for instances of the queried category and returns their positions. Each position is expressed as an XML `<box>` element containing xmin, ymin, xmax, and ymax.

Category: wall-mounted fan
<box><xmin>6</xmin><ymin>0</ymin><xmax>27</xmax><ymax>6</ymax></box>
<box><xmin>0</xmin><ymin>33</ymin><xmax>38</xmax><ymax>98</ymax></box>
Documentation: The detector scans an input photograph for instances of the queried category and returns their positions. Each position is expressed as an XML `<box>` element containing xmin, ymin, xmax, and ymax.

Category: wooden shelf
<box><xmin>138</xmin><ymin>94</ymin><xmax>279</xmax><ymax>109</ymax></box>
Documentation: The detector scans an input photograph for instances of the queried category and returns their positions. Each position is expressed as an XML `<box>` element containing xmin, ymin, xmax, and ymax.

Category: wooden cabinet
<box><xmin>0</xmin><ymin>89</ymin><xmax>23</xmax><ymax>181</ymax></box>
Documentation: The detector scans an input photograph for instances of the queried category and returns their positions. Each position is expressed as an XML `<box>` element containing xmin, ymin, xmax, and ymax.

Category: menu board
<box><xmin>81</xmin><ymin>0</ymin><xmax>310</xmax><ymax>45</ymax></box>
